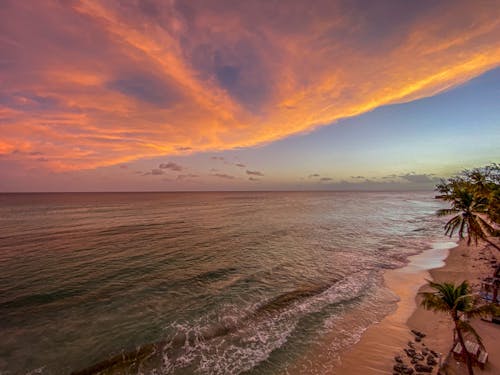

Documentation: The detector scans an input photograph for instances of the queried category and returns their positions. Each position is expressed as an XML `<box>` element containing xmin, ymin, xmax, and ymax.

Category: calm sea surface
<box><xmin>0</xmin><ymin>192</ymin><xmax>448</xmax><ymax>374</ymax></box>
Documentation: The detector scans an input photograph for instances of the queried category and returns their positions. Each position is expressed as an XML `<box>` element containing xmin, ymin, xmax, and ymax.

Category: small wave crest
<box><xmin>71</xmin><ymin>270</ymin><xmax>377</xmax><ymax>375</ymax></box>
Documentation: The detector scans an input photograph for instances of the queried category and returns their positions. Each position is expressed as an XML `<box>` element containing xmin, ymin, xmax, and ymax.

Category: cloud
<box><xmin>212</xmin><ymin>173</ymin><xmax>235</xmax><ymax>179</ymax></box>
<box><xmin>381</xmin><ymin>174</ymin><xmax>398</xmax><ymax>180</ymax></box>
<box><xmin>159</xmin><ymin>162</ymin><xmax>183</xmax><ymax>171</ymax></box>
<box><xmin>246</xmin><ymin>170</ymin><xmax>264</xmax><ymax>176</ymax></box>
<box><xmin>36</xmin><ymin>157</ymin><xmax>49</xmax><ymax>162</ymax></box>
<box><xmin>119</xmin><ymin>164</ymin><xmax>128</xmax><ymax>169</ymax></box>
<box><xmin>308</xmin><ymin>173</ymin><xmax>320</xmax><ymax>178</ymax></box>
<box><xmin>350</xmin><ymin>175</ymin><xmax>365</xmax><ymax>179</ymax></box>
<box><xmin>398</xmin><ymin>173</ymin><xmax>438</xmax><ymax>183</ymax></box>
<box><xmin>235</xmin><ymin>163</ymin><xmax>246</xmax><ymax>168</ymax></box>
<box><xmin>1</xmin><ymin>1</ymin><xmax>499</xmax><ymax>171</ymax></box>
<box><xmin>107</xmin><ymin>73</ymin><xmax>181</xmax><ymax>106</ymax></box>
<box><xmin>248</xmin><ymin>177</ymin><xmax>260</xmax><ymax>181</ymax></box>
<box><xmin>176</xmin><ymin>174</ymin><xmax>199</xmax><ymax>180</ymax></box>
<box><xmin>305</xmin><ymin>171</ymin><xmax>444</xmax><ymax>190</ymax></box>
<box><xmin>211</xmin><ymin>156</ymin><xmax>225</xmax><ymax>161</ymax></box>
<box><xmin>151</xmin><ymin>168</ymin><xmax>164</xmax><ymax>175</ymax></box>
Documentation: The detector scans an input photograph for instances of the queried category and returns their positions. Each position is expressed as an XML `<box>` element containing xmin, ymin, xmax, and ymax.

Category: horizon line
<box><xmin>0</xmin><ymin>189</ymin><xmax>436</xmax><ymax>194</ymax></box>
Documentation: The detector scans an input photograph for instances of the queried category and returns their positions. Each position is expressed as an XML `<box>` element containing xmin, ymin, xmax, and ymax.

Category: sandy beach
<box><xmin>291</xmin><ymin>239</ymin><xmax>499</xmax><ymax>374</ymax></box>
<box><xmin>341</xmin><ymin>240</ymin><xmax>499</xmax><ymax>375</ymax></box>
<box><xmin>408</xmin><ymin>241</ymin><xmax>500</xmax><ymax>374</ymax></box>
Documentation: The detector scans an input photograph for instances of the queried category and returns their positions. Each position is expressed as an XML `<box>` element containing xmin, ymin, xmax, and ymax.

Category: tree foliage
<box><xmin>420</xmin><ymin>281</ymin><xmax>498</xmax><ymax>375</ymax></box>
<box><xmin>436</xmin><ymin>164</ymin><xmax>499</xmax><ymax>249</ymax></box>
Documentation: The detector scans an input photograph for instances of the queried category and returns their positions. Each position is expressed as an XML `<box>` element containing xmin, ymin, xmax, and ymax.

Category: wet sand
<box><xmin>291</xmin><ymin>240</ymin><xmax>499</xmax><ymax>374</ymax></box>
<box><xmin>334</xmin><ymin>241</ymin><xmax>457</xmax><ymax>374</ymax></box>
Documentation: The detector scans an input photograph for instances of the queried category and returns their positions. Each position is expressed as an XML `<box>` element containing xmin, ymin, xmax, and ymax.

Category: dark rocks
<box><xmin>393</xmin><ymin>363</ymin><xmax>414</xmax><ymax>374</ymax></box>
<box><xmin>414</xmin><ymin>353</ymin><xmax>424</xmax><ymax>361</ymax></box>
<box><xmin>426</xmin><ymin>356</ymin><xmax>437</xmax><ymax>366</ymax></box>
<box><xmin>394</xmin><ymin>363</ymin><xmax>406</xmax><ymax>372</ymax></box>
<box><xmin>411</xmin><ymin>329</ymin><xmax>426</xmax><ymax>338</ymax></box>
<box><xmin>393</xmin><ymin>332</ymin><xmax>439</xmax><ymax>375</ymax></box>
<box><xmin>404</xmin><ymin>348</ymin><xmax>416</xmax><ymax>357</ymax></box>
<box><xmin>414</xmin><ymin>364</ymin><xmax>433</xmax><ymax>373</ymax></box>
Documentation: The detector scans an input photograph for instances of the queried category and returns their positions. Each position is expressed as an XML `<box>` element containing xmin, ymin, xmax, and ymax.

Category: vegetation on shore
<box><xmin>418</xmin><ymin>164</ymin><xmax>500</xmax><ymax>374</ymax></box>
<box><xmin>420</xmin><ymin>281</ymin><xmax>497</xmax><ymax>375</ymax></box>
<box><xmin>435</xmin><ymin>163</ymin><xmax>499</xmax><ymax>250</ymax></box>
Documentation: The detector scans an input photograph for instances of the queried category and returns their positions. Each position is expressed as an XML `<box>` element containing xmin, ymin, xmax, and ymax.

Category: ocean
<box><xmin>0</xmin><ymin>191</ymin><xmax>449</xmax><ymax>374</ymax></box>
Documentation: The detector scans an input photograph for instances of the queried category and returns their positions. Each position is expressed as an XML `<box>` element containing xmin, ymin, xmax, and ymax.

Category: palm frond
<box><xmin>476</xmin><ymin>215</ymin><xmax>496</xmax><ymax>235</ymax></box>
<box><xmin>444</xmin><ymin>215</ymin><xmax>462</xmax><ymax>237</ymax></box>
<box><xmin>419</xmin><ymin>292</ymin><xmax>450</xmax><ymax>313</ymax></box>
<box><xmin>458</xmin><ymin>218</ymin><xmax>466</xmax><ymax>239</ymax></box>
<box><xmin>421</xmin><ymin>281</ymin><xmax>473</xmax><ymax>312</ymax></box>
<box><xmin>436</xmin><ymin>208</ymin><xmax>459</xmax><ymax>217</ymax></box>
<box><xmin>465</xmin><ymin>302</ymin><xmax>500</xmax><ymax>319</ymax></box>
<box><xmin>468</xmin><ymin>217</ymin><xmax>486</xmax><ymax>242</ymax></box>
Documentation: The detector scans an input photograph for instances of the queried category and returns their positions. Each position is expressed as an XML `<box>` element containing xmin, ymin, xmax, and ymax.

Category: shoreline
<box><xmin>337</xmin><ymin>240</ymin><xmax>500</xmax><ymax>374</ymax></box>
<box><xmin>331</xmin><ymin>241</ymin><xmax>457</xmax><ymax>374</ymax></box>
<box><xmin>290</xmin><ymin>240</ymin><xmax>499</xmax><ymax>374</ymax></box>
<box><xmin>407</xmin><ymin>241</ymin><xmax>500</xmax><ymax>374</ymax></box>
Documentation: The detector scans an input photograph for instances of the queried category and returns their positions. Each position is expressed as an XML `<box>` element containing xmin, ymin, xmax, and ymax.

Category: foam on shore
<box><xmin>288</xmin><ymin>241</ymin><xmax>458</xmax><ymax>374</ymax></box>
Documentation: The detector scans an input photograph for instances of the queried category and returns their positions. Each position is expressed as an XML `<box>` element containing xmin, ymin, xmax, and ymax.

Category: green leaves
<box><xmin>420</xmin><ymin>280</ymin><xmax>498</xmax><ymax>320</ymax></box>
<box><xmin>435</xmin><ymin>164</ymin><xmax>499</xmax><ymax>249</ymax></box>
<box><xmin>420</xmin><ymin>280</ymin><xmax>494</xmax><ymax>375</ymax></box>
<box><xmin>436</xmin><ymin>164</ymin><xmax>499</xmax><ymax>221</ymax></box>
<box><xmin>436</xmin><ymin>208</ymin><xmax>459</xmax><ymax>217</ymax></box>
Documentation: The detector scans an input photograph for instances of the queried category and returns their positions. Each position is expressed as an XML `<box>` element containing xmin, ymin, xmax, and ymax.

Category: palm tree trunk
<box><xmin>454</xmin><ymin>318</ymin><xmax>474</xmax><ymax>375</ymax></box>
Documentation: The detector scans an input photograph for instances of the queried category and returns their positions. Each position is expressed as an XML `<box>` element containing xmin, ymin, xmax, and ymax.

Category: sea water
<box><xmin>0</xmin><ymin>191</ymin><xmax>449</xmax><ymax>374</ymax></box>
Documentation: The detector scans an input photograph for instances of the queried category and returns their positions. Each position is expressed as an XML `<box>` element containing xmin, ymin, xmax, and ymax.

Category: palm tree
<box><xmin>437</xmin><ymin>187</ymin><xmax>500</xmax><ymax>251</ymax></box>
<box><xmin>485</xmin><ymin>185</ymin><xmax>500</xmax><ymax>225</ymax></box>
<box><xmin>420</xmin><ymin>281</ymin><xmax>496</xmax><ymax>375</ymax></box>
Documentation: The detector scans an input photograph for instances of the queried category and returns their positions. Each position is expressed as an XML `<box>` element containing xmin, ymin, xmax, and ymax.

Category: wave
<box><xmin>71</xmin><ymin>271</ymin><xmax>375</xmax><ymax>375</ymax></box>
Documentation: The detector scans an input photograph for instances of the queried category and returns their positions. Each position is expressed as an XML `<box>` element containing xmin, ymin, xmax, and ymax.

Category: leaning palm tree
<box><xmin>437</xmin><ymin>187</ymin><xmax>500</xmax><ymax>251</ymax></box>
<box><xmin>420</xmin><ymin>281</ymin><xmax>497</xmax><ymax>375</ymax></box>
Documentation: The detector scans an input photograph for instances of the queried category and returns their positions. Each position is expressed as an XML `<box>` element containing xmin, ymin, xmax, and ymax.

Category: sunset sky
<box><xmin>1</xmin><ymin>0</ymin><xmax>499</xmax><ymax>191</ymax></box>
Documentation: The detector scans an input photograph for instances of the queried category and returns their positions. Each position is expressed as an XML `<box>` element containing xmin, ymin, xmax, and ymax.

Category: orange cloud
<box><xmin>0</xmin><ymin>0</ymin><xmax>499</xmax><ymax>171</ymax></box>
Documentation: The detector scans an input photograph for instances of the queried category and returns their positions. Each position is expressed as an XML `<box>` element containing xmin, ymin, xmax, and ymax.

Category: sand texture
<box><xmin>291</xmin><ymin>240</ymin><xmax>499</xmax><ymax>374</ymax></box>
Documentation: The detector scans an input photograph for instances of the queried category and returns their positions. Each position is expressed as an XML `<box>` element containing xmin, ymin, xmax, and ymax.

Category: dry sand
<box><xmin>408</xmin><ymin>241</ymin><xmax>500</xmax><ymax>375</ymax></box>
<box><xmin>290</xmin><ymin>240</ymin><xmax>499</xmax><ymax>374</ymax></box>
<box><xmin>339</xmin><ymin>240</ymin><xmax>499</xmax><ymax>375</ymax></box>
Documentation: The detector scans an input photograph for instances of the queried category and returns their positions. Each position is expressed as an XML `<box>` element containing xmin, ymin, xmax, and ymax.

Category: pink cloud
<box><xmin>1</xmin><ymin>0</ymin><xmax>499</xmax><ymax>172</ymax></box>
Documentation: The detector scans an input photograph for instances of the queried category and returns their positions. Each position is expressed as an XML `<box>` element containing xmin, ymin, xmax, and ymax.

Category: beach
<box><xmin>409</xmin><ymin>241</ymin><xmax>500</xmax><ymax>374</ymax></box>
<box><xmin>311</xmin><ymin>240</ymin><xmax>500</xmax><ymax>374</ymax></box>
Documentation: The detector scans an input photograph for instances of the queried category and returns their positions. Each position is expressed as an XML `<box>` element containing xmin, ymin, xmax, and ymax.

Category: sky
<box><xmin>0</xmin><ymin>0</ymin><xmax>499</xmax><ymax>192</ymax></box>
